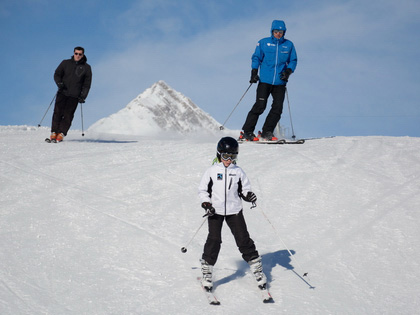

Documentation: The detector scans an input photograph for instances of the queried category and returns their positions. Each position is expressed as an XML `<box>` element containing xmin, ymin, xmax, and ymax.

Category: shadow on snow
<box><xmin>214</xmin><ymin>249</ymin><xmax>295</xmax><ymax>287</ymax></box>
<box><xmin>212</xmin><ymin>249</ymin><xmax>314</xmax><ymax>289</ymax></box>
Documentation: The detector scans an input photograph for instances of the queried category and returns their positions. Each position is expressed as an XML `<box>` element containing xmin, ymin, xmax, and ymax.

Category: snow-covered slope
<box><xmin>88</xmin><ymin>81</ymin><xmax>224</xmax><ymax>137</ymax></box>
<box><xmin>1</xmin><ymin>125</ymin><xmax>420</xmax><ymax>314</ymax></box>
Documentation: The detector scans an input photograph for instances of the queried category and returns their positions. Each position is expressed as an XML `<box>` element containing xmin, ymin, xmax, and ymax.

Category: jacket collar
<box><xmin>71</xmin><ymin>55</ymin><xmax>87</xmax><ymax>64</ymax></box>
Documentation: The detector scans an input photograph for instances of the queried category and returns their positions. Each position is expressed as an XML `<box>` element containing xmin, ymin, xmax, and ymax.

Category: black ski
<box><xmin>258</xmin><ymin>139</ymin><xmax>305</xmax><ymax>144</ymax></box>
<box><xmin>44</xmin><ymin>138</ymin><xmax>60</xmax><ymax>143</ymax></box>
<box><xmin>197</xmin><ymin>277</ymin><xmax>220</xmax><ymax>305</ymax></box>
<box><xmin>240</xmin><ymin>139</ymin><xmax>305</xmax><ymax>144</ymax></box>
<box><xmin>253</xmin><ymin>139</ymin><xmax>286</xmax><ymax>144</ymax></box>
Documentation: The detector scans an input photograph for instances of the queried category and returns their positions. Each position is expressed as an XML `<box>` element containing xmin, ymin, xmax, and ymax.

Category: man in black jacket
<box><xmin>48</xmin><ymin>46</ymin><xmax>92</xmax><ymax>142</ymax></box>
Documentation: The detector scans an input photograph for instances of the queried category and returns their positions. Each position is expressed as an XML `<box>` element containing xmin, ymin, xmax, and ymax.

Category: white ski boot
<box><xmin>200</xmin><ymin>259</ymin><xmax>214</xmax><ymax>291</ymax></box>
<box><xmin>248</xmin><ymin>256</ymin><xmax>267</xmax><ymax>288</ymax></box>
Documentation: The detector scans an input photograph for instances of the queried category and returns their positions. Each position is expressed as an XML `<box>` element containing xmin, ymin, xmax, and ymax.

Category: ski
<box><xmin>239</xmin><ymin>139</ymin><xmax>305</xmax><ymax>144</ymax></box>
<box><xmin>253</xmin><ymin>139</ymin><xmax>287</xmax><ymax>144</ymax></box>
<box><xmin>258</xmin><ymin>284</ymin><xmax>274</xmax><ymax>303</ymax></box>
<box><xmin>197</xmin><ymin>277</ymin><xmax>220</xmax><ymax>305</ymax></box>
<box><xmin>264</xmin><ymin>139</ymin><xmax>305</xmax><ymax>144</ymax></box>
<box><xmin>287</xmin><ymin>139</ymin><xmax>305</xmax><ymax>144</ymax></box>
<box><xmin>45</xmin><ymin>138</ymin><xmax>60</xmax><ymax>143</ymax></box>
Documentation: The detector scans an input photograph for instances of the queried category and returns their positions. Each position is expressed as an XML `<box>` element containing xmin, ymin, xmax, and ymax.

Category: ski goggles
<box><xmin>220</xmin><ymin>152</ymin><xmax>238</xmax><ymax>161</ymax></box>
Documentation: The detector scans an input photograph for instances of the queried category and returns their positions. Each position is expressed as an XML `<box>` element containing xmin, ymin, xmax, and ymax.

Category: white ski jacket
<box><xmin>198</xmin><ymin>162</ymin><xmax>252</xmax><ymax>216</ymax></box>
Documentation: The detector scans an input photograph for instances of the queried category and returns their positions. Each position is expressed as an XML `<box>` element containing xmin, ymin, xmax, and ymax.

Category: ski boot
<box><xmin>258</xmin><ymin>131</ymin><xmax>278</xmax><ymax>141</ymax></box>
<box><xmin>248</xmin><ymin>256</ymin><xmax>267</xmax><ymax>288</ymax></box>
<box><xmin>45</xmin><ymin>132</ymin><xmax>57</xmax><ymax>143</ymax></box>
<box><xmin>200</xmin><ymin>259</ymin><xmax>214</xmax><ymax>291</ymax></box>
<box><xmin>239</xmin><ymin>131</ymin><xmax>259</xmax><ymax>142</ymax></box>
<box><xmin>55</xmin><ymin>133</ymin><xmax>65</xmax><ymax>142</ymax></box>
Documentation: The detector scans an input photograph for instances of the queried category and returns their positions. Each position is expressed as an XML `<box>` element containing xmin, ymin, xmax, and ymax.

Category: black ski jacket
<box><xmin>54</xmin><ymin>55</ymin><xmax>92</xmax><ymax>99</ymax></box>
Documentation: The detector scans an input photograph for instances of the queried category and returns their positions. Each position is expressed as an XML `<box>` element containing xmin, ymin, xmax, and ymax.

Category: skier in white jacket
<box><xmin>198</xmin><ymin>137</ymin><xmax>267</xmax><ymax>291</ymax></box>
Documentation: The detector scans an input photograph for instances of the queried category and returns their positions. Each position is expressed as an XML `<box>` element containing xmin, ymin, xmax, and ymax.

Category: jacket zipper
<box><xmin>272</xmin><ymin>40</ymin><xmax>279</xmax><ymax>85</ymax></box>
<box><xmin>224</xmin><ymin>168</ymin><xmax>228</xmax><ymax>216</ymax></box>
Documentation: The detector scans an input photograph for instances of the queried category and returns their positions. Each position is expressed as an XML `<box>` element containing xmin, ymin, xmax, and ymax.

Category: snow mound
<box><xmin>88</xmin><ymin>81</ymin><xmax>225</xmax><ymax>138</ymax></box>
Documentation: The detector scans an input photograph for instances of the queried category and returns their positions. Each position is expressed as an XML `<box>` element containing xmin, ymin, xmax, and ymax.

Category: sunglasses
<box><xmin>220</xmin><ymin>152</ymin><xmax>238</xmax><ymax>161</ymax></box>
<box><xmin>74</xmin><ymin>52</ymin><xmax>83</xmax><ymax>56</ymax></box>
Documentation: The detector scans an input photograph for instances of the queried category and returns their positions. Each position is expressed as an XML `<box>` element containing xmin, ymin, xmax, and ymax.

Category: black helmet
<box><xmin>217</xmin><ymin>137</ymin><xmax>239</xmax><ymax>161</ymax></box>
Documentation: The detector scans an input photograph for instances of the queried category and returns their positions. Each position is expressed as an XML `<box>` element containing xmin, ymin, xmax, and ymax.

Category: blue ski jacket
<box><xmin>251</xmin><ymin>20</ymin><xmax>297</xmax><ymax>85</ymax></box>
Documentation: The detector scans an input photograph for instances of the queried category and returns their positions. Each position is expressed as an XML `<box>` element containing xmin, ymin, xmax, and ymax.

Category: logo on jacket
<box><xmin>267</xmin><ymin>43</ymin><xmax>276</xmax><ymax>47</ymax></box>
<box><xmin>217</xmin><ymin>173</ymin><xmax>223</xmax><ymax>180</ymax></box>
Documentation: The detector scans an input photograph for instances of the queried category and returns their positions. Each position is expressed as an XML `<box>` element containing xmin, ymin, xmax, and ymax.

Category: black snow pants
<box><xmin>242</xmin><ymin>82</ymin><xmax>286</xmax><ymax>134</ymax></box>
<box><xmin>202</xmin><ymin>211</ymin><xmax>259</xmax><ymax>265</ymax></box>
<box><xmin>51</xmin><ymin>92</ymin><xmax>79</xmax><ymax>136</ymax></box>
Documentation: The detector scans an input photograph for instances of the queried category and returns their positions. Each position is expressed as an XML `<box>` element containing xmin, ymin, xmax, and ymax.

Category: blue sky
<box><xmin>1</xmin><ymin>0</ymin><xmax>419</xmax><ymax>138</ymax></box>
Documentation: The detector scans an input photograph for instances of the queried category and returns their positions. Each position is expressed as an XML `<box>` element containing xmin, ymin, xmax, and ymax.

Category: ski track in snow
<box><xmin>1</xmin><ymin>126</ymin><xmax>420</xmax><ymax>314</ymax></box>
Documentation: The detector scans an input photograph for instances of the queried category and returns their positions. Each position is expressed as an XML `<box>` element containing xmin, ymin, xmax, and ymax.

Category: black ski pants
<box><xmin>51</xmin><ymin>92</ymin><xmax>79</xmax><ymax>136</ymax></box>
<box><xmin>202</xmin><ymin>211</ymin><xmax>259</xmax><ymax>265</ymax></box>
<box><xmin>242</xmin><ymin>82</ymin><xmax>286</xmax><ymax>135</ymax></box>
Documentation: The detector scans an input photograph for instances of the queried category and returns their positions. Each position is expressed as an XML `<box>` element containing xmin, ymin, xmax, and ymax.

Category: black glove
<box><xmin>249</xmin><ymin>69</ymin><xmax>259</xmax><ymax>83</ymax></box>
<box><xmin>57</xmin><ymin>82</ymin><xmax>65</xmax><ymax>91</ymax></box>
<box><xmin>280</xmin><ymin>68</ymin><xmax>293</xmax><ymax>82</ymax></box>
<box><xmin>242</xmin><ymin>191</ymin><xmax>257</xmax><ymax>203</ymax></box>
<box><xmin>201</xmin><ymin>202</ymin><xmax>215</xmax><ymax>217</ymax></box>
<box><xmin>78</xmin><ymin>97</ymin><xmax>86</xmax><ymax>104</ymax></box>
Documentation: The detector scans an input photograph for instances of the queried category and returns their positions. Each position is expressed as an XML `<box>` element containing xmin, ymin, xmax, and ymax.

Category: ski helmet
<box><xmin>217</xmin><ymin>137</ymin><xmax>239</xmax><ymax>161</ymax></box>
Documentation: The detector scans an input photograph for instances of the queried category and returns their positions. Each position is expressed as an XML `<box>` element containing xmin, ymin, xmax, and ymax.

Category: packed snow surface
<box><xmin>1</xmin><ymin>126</ymin><xmax>420</xmax><ymax>314</ymax></box>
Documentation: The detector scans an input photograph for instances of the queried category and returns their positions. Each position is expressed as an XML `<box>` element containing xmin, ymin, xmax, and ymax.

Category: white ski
<box><xmin>258</xmin><ymin>284</ymin><xmax>274</xmax><ymax>303</ymax></box>
<box><xmin>197</xmin><ymin>277</ymin><xmax>220</xmax><ymax>305</ymax></box>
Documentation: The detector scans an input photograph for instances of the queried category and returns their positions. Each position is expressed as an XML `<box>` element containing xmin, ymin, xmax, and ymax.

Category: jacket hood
<box><xmin>271</xmin><ymin>20</ymin><xmax>286</xmax><ymax>35</ymax></box>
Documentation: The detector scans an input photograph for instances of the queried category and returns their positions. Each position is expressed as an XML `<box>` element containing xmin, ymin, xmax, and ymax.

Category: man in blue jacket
<box><xmin>241</xmin><ymin>20</ymin><xmax>297</xmax><ymax>141</ymax></box>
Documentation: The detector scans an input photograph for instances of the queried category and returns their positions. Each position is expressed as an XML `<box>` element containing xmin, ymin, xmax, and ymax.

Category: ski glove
<box><xmin>280</xmin><ymin>68</ymin><xmax>293</xmax><ymax>82</ymax></box>
<box><xmin>57</xmin><ymin>82</ymin><xmax>65</xmax><ymax>91</ymax></box>
<box><xmin>242</xmin><ymin>191</ymin><xmax>257</xmax><ymax>203</ymax></box>
<box><xmin>201</xmin><ymin>202</ymin><xmax>215</xmax><ymax>217</ymax></box>
<box><xmin>249</xmin><ymin>69</ymin><xmax>259</xmax><ymax>83</ymax></box>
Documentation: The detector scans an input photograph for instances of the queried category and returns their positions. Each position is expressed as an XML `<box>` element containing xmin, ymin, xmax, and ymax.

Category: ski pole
<box><xmin>38</xmin><ymin>92</ymin><xmax>57</xmax><ymax>127</ymax></box>
<box><xmin>285</xmin><ymin>87</ymin><xmax>296</xmax><ymax>140</ymax></box>
<box><xmin>219</xmin><ymin>83</ymin><xmax>253</xmax><ymax>130</ymax></box>
<box><xmin>256</xmin><ymin>204</ymin><xmax>309</xmax><ymax>279</ymax></box>
<box><xmin>80</xmin><ymin>102</ymin><xmax>85</xmax><ymax>136</ymax></box>
<box><xmin>181</xmin><ymin>216</ymin><xmax>208</xmax><ymax>253</ymax></box>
